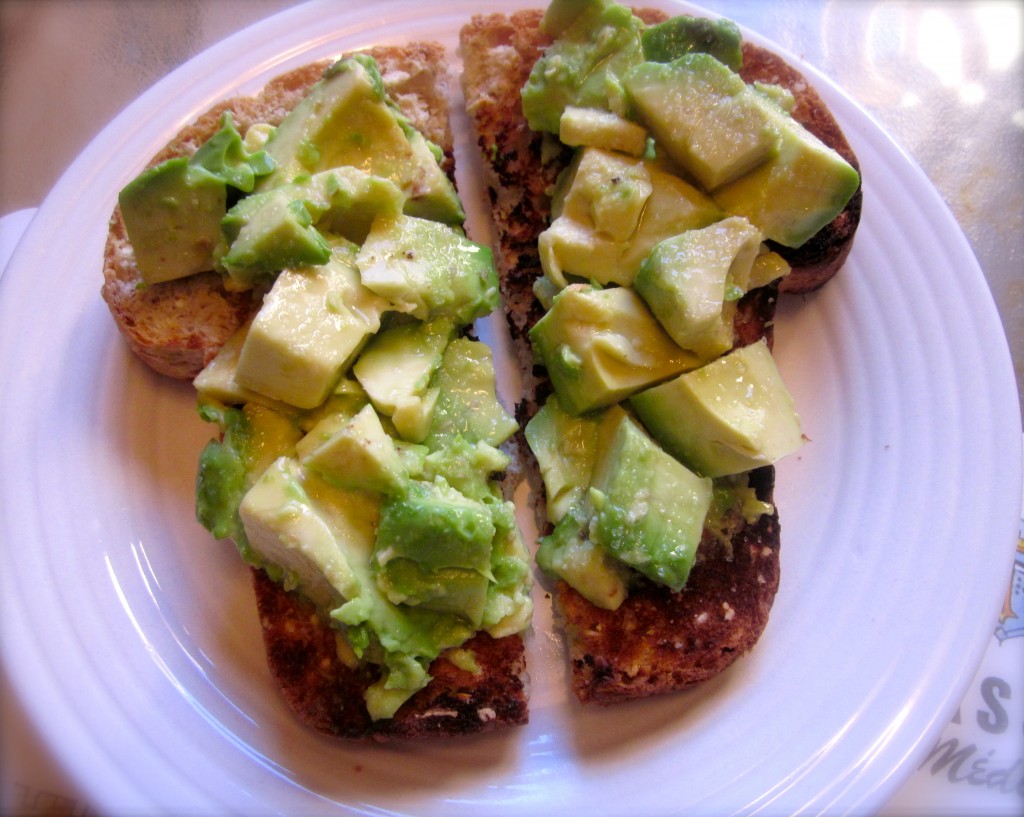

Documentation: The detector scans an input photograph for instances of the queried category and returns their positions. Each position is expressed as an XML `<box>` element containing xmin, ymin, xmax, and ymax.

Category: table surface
<box><xmin>1</xmin><ymin>2</ymin><xmax>1021</xmax><ymax>815</ymax></box>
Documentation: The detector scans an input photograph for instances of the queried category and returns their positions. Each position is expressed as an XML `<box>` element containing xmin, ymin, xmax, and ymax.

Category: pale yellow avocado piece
<box><xmin>634</xmin><ymin>216</ymin><xmax>764</xmax><ymax>362</ymax></box>
<box><xmin>299</xmin><ymin>404</ymin><xmax>406</xmax><ymax>493</ymax></box>
<box><xmin>559</xmin><ymin>106</ymin><xmax>649</xmax><ymax>156</ymax></box>
<box><xmin>255</xmin><ymin>55</ymin><xmax>463</xmax><ymax>224</ymax></box>
<box><xmin>711</xmin><ymin>93</ymin><xmax>861</xmax><ymax>247</ymax></box>
<box><xmin>629</xmin><ymin>339</ymin><xmax>804</xmax><ymax>478</ymax></box>
<box><xmin>540</xmin><ymin>147</ymin><xmax>722</xmax><ymax>288</ymax></box>
<box><xmin>623</xmin><ymin>54</ymin><xmax>780</xmax><ymax>191</ymax></box>
<box><xmin>352</xmin><ymin>318</ymin><xmax>454</xmax><ymax>442</ymax></box>
<box><xmin>235</xmin><ymin>243</ymin><xmax>388</xmax><ymax>409</ymax></box>
<box><xmin>192</xmin><ymin>320</ymin><xmax>293</xmax><ymax>413</ymax></box>
<box><xmin>529</xmin><ymin>284</ymin><xmax>699</xmax><ymax>415</ymax></box>
<box><xmin>239</xmin><ymin>456</ymin><xmax>377</xmax><ymax>609</ymax></box>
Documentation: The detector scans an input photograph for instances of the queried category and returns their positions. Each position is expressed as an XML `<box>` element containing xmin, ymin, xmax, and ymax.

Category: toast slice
<box><xmin>103</xmin><ymin>45</ymin><xmax>529</xmax><ymax>738</ymax></box>
<box><xmin>102</xmin><ymin>45</ymin><xmax>458</xmax><ymax>381</ymax></box>
<box><xmin>460</xmin><ymin>8</ymin><xmax>857</xmax><ymax>704</ymax></box>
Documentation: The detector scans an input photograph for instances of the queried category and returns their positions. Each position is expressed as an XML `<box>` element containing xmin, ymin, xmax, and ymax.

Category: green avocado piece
<box><xmin>588</xmin><ymin>408</ymin><xmax>713</xmax><ymax>592</ymax></box>
<box><xmin>351</xmin><ymin>317</ymin><xmax>455</xmax><ymax>442</ymax></box>
<box><xmin>375</xmin><ymin>558</ymin><xmax>490</xmax><ymax>627</ymax></box>
<box><xmin>218</xmin><ymin>187</ymin><xmax>331</xmax><ymax>285</ymax></box>
<box><xmin>234</xmin><ymin>242</ymin><xmax>389</xmax><ymax>409</ymax></box>
<box><xmin>255</xmin><ymin>54</ymin><xmax>464</xmax><ymax>225</ymax></box>
<box><xmin>540</xmin><ymin>147</ymin><xmax>722</xmax><ymax>288</ymax></box>
<box><xmin>374</xmin><ymin>478</ymin><xmax>496</xmax><ymax>575</ymax></box>
<box><xmin>529</xmin><ymin>284</ymin><xmax>699</xmax><ymax>415</ymax></box>
<box><xmin>641</xmin><ymin>15</ymin><xmax>744</xmax><ymax>71</ymax></box>
<box><xmin>118</xmin><ymin>158</ymin><xmax>226</xmax><ymax>285</ymax></box>
<box><xmin>630</xmin><ymin>338</ymin><xmax>804</xmax><ymax>477</ymax></box>
<box><xmin>524</xmin><ymin>394</ymin><xmax>603</xmax><ymax>523</ymax></box>
<box><xmin>536</xmin><ymin>503</ymin><xmax>631</xmax><ymax>610</ymax></box>
<box><xmin>623</xmin><ymin>54</ymin><xmax>780</xmax><ymax>191</ymax></box>
<box><xmin>298</xmin><ymin>403</ymin><xmax>407</xmax><ymax>494</ymax></box>
<box><xmin>634</xmin><ymin>215</ymin><xmax>764</xmax><ymax>361</ymax></box>
<box><xmin>521</xmin><ymin>0</ymin><xmax>645</xmax><ymax>133</ymax></box>
<box><xmin>190</xmin><ymin>111</ymin><xmax>275</xmax><ymax>193</ymax></box>
<box><xmin>355</xmin><ymin>214</ymin><xmax>499</xmax><ymax>325</ymax></box>
<box><xmin>424</xmin><ymin>337</ymin><xmax>518</xmax><ymax>450</ymax></box>
<box><xmin>710</xmin><ymin>92</ymin><xmax>861</xmax><ymax>247</ymax></box>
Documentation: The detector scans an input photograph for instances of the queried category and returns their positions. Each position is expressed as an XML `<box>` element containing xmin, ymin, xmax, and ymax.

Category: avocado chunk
<box><xmin>536</xmin><ymin>504</ymin><xmax>631</xmax><ymax>610</ymax></box>
<box><xmin>374</xmin><ymin>478</ymin><xmax>496</xmax><ymax>575</ymax></box>
<box><xmin>255</xmin><ymin>55</ymin><xmax>464</xmax><ymax>225</ymax></box>
<box><xmin>540</xmin><ymin>147</ymin><xmax>722</xmax><ymax>288</ymax></box>
<box><xmin>524</xmin><ymin>394</ymin><xmax>602</xmax><ymax>522</ymax></box>
<box><xmin>351</xmin><ymin>317</ymin><xmax>455</xmax><ymax>443</ymax></box>
<box><xmin>239</xmin><ymin>456</ymin><xmax>376</xmax><ymax>609</ymax></box>
<box><xmin>559</xmin><ymin>106</ymin><xmax>648</xmax><ymax>156</ymax></box>
<box><xmin>119</xmin><ymin>158</ymin><xmax>226</xmax><ymax>285</ymax></box>
<box><xmin>630</xmin><ymin>339</ymin><xmax>804</xmax><ymax>477</ymax></box>
<box><xmin>119</xmin><ymin>112</ymin><xmax>275</xmax><ymax>285</ymax></box>
<box><xmin>234</xmin><ymin>242</ymin><xmax>388</xmax><ymax>409</ymax></box>
<box><xmin>641</xmin><ymin>15</ymin><xmax>743</xmax><ymax>71</ymax></box>
<box><xmin>623</xmin><ymin>54</ymin><xmax>780</xmax><ymax>191</ymax></box>
<box><xmin>710</xmin><ymin>93</ymin><xmax>861</xmax><ymax>247</ymax></box>
<box><xmin>424</xmin><ymin>337</ymin><xmax>518</xmax><ymax>450</ymax></box>
<box><xmin>529</xmin><ymin>284</ymin><xmax>699</xmax><ymax>415</ymax></box>
<box><xmin>588</xmin><ymin>408</ymin><xmax>713</xmax><ymax>592</ymax></box>
<box><xmin>298</xmin><ymin>404</ymin><xmax>406</xmax><ymax>493</ymax></box>
<box><xmin>521</xmin><ymin>0</ymin><xmax>645</xmax><ymax>133</ymax></box>
<box><xmin>375</xmin><ymin>558</ymin><xmax>491</xmax><ymax>627</ymax></box>
<box><xmin>218</xmin><ymin>168</ymin><xmax>406</xmax><ymax>286</ymax></box>
<box><xmin>356</xmin><ymin>214</ymin><xmax>499</xmax><ymax>325</ymax></box>
<box><xmin>634</xmin><ymin>216</ymin><xmax>764</xmax><ymax>362</ymax></box>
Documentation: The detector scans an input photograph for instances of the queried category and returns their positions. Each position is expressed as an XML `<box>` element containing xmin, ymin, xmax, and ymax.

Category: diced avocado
<box><xmin>623</xmin><ymin>54</ymin><xmax>780</xmax><ymax>191</ymax></box>
<box><xmin>749</xmin><ymin>245</ymin><xmax>791</xmax><ymax>288</ymax></box>
<box><xmin>710</xmin><ymin>93</ymin><xmax>861</xmax><ymax>247</ymax></box>
<box><xmin>255</xmin><ymin>55</ymin><xmax>464</xmax><ymax>225</ymax></box>
<box><xmin>351</xmin><ymin>317</ymin><xmax>456</xmax><ymax>441</ymax></box>
<box><xmin>529</xmin><ymin>284</ymin><xmax>699</xmax><ymax>415</ymax></box>
<box><xmin>234</xmin><ymin>242</ymin><xmax>388</xmax><ymax>409</ymax></box>
<box><xmin>521</xmin><ymin>0</ymin><xmax>645</xmax><ymax>133</ymax></box>
<box><xmin>559</xmin><ymin>106</ymin><xmax>648</xmax><ymax>156</ymax></box>
<box><xmin>630</xmin><ymin>339</ymin><xmax>804</xmax><ymax>477</ymax></box>
<box><xmin>189</xmin><ymin>111</ymin><xmax>275</xmax><ymax>193</ymax></box>
<box><xmin>376</xmin><ymin>559</ymin><xmax>490</xmax><ymax>628</ymax></box>
<box><xmin>119</xmin><ymin>158</ymin><xmax>226</xmax><ymax>285</ymax></box>
<box><xmin>634</xmin><ymin>216</ymin><xmax>763</xmax><ymax>361</ymax></box>
<box><xmin>536</xmin><ymin>504</ymin><xmax>631</xmax><ymax>610</ymax></box>
<box><xmin>524</xmin><ymin>394</ymin><xmax>603</xmax><ymax>522</ymax></box>
<box><xmin>480</xmin><ymin>502</ymin><xmax>534</xmax><ymax>636</ymax></box>
<box><xmin>422</xmin><ymin>437</ymin><xmax>511</xmax><ymax>504</ymax></box>
<box><xmin>195</xmin><ymin>402</ymin><xmax>302</xmax><ymax>561</ymax></box>
<box><xmin>374</xmin><ymin>478</ymin><xmax>495</xmax><ymax>575</ymax></box>
<box><xmin>588</xmin><ymin>408</ymin><xmax>713</xmax><ymax>592</ymax></box>
<box><xmin>192</xmin><ymin>320</ymin><xmax>294</xmax><ymax>412</ymax></box>
<box><xmin>239</xmin><ymin>456</ymin><xmax>375</xmax><ymax>609</ymax></box>
<box><xmin>641</xmin><ymin>15</ymin><xmax>743</xmax><ymax>71</ymax></box>
<box><xmin>298</xmin><ymin>404</ymin><xmax>406</xmax><ymax>493</ymax></box>
<box><xmin>218</xmin><ymin>187</ymin><xmax>331</xmax><ymax>285</ymax></box>
<box><xmin>540</xmin><ymin>0</ymin><xmax>610</xmax><ymax>37</ymax></box>
<box><xmin>424</xmin><ymin>337</ymin><xmax>518</xmax><ymax>450</ymax></box>
<box><xmin>540</xmin><ymin>148</ymin><xmax>722</xmax><ymax>288</ymax></box>
<box><xmin>308</xmin><ymin>167</ymin><xmax>406</xmax><ymax>244</ymax></box>
<box><xmin>356</xmin><ymin>215</ymin><xmax>499</xmax><ymax>325</ymax></box>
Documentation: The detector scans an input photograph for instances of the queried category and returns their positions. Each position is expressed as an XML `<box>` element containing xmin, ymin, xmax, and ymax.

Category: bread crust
<box><xmin>459</xmin><ymin>7</ymin><xmax>856</xmax><ymax>706</ymax></box>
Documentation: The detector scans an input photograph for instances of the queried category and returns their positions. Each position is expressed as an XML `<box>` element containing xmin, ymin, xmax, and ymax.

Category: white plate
<box><xmin>1</xmin><ymin>1</ymin><xmax>1021</xmax><ymax>814</ymax></box>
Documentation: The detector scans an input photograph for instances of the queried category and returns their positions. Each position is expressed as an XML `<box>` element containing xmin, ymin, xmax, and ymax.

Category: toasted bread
<box><xmin>102</xmin><ymin>43</ymin><xmax>529</xmax><ymax>738</ymax></box>
<box><xmin>460</xmin><ymin>7</ymin><xmax>858</xmax><ymax>704</ymax></box>
<box><xmin>101</xmin><ymin>45</ymin><xmax>457</xmax><ymax>381</ymax></box>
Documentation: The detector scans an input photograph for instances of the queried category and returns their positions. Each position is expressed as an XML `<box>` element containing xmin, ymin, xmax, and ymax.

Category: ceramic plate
<box><xmin>1</xmin><ymin>1</ymin><xmax>1020</xmax><ymax>814</ymax></box>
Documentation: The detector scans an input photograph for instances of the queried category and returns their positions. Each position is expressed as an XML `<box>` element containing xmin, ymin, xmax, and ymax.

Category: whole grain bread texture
<box><xmin>103</xmin><ymin>44</ymin><xmax>529</xmax><ymax>739</ymax></box>
<box><xmin>460</xmin><ymin>8</ymin><xmax>858</xmax><ymax>705</ymax></box>
<box><xmin>102</xmin><ymin>44</ymin><xmax>457</xmax><ymax>381</ymax></box>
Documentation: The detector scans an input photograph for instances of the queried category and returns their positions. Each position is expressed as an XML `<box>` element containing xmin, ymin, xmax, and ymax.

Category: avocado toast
<box><xmin>459</xmin><ymin>2</ymin><xmax>860</xmax><ymax>704</ymax></box>
<box><xmin>103</xmin><ymin>44</ymin><xmax>532</xmax><ymax>739</ymax></box>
